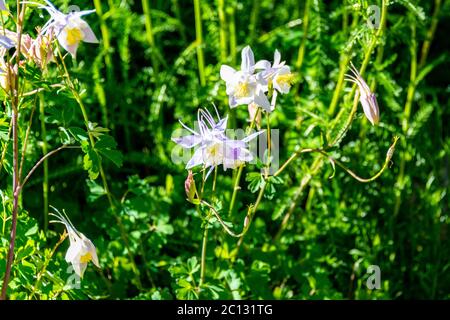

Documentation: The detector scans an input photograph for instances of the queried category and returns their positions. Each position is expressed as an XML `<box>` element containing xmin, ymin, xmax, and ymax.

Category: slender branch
<box><xmin>201</xmin><ymin>200</ymin><xmax>245</xmax><ymax>238</ymax></box>
<box><xmin>20</xmin><ymin>146</ymin><xmax>80</xmax><ymax>189</ymax></box>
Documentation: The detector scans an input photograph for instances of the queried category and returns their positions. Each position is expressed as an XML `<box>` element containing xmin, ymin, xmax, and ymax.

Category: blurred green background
<box><xmin>0</xmin><ymin>0</ymin><xmax>449</xmax><ymax>299</ymax></box>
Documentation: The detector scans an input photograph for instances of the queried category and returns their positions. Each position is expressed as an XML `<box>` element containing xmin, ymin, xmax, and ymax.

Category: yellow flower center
<box><xmin>80</xmin><ymin>252</ymin><xmax>92</xmax><ymax>263</ymax></box>
<box><xmin>66</xmin><ymin>27</ymin><xmax>84</xmax><ymax>46</ymax></box>
<box><xmin>206</xmin><ymin>144</ymin><xmax>220</xmax><ymax>158</ymax></box>
<box><xmin>235</xmin><ymin>81</ymin><xmax>250</xmax><ymax>98</ymax></box>
<box><xmin>276</xmin><ymin>73</ymin><xmax>295</xmax><ymax>87</ymax></box>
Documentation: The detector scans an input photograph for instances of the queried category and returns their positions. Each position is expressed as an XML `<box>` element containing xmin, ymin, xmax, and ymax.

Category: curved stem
<box><xmin>201</xmin><ymin>200</ymin><xmax>245</xmax><ymax>238</ymax></box>
<box><xmin>228</xmin><ymin>107</ymin><xmax>260</xmax><ymax>215</ymax></box>
<box><xmin>322</xmin><ymin>136</ymin><xmax>399</xmax><ymax>183</ymax></box>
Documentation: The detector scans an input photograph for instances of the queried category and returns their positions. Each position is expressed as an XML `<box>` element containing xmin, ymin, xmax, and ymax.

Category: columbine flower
<box><xmin>220</xmin><ymin>46</ymin><xmax>270</xmax><ymax>111</ymax></box>
<box><xmin>259</xmin><ymin>50</ymin><xmax>295</xmax><ymax>110</ymax></box>
<box><xmin>173</xmin><ymin>106</ymin><xmax>262</xmax><ymax>178</ymax></box>
<box><xmin>0</xmin><ymin>1</ymin><xmax>6</xmax><ymax>11</ymax></box>
<box><xmin>345</xmin><ymin>62</ymin><xmax>380</xmax><ymax>125</ymax></box>
<box><xmin>50</xmin><ymin>206</ymin><xmax>100</xmax><ymax>278</ymax></box>
<box><xmin>36</xmin><ymin>0</ymin><xmax>98</xmax><ymax>58</ymax></box>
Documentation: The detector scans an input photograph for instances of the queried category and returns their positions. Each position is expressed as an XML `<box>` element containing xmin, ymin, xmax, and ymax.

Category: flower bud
<box><xmin>185</xmin><ymin>170</ymin><xmax>198</xmax><ymax>204</ymax></box>
<box><xmin>345</xmin><ymin>62</ymin><xmax>380</xmax><ymax>126</ymax></box>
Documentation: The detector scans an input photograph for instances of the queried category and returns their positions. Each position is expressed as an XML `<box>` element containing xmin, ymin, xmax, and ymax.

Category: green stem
<box><xmin>142</xmin><ymin>0</ymin><xmax>160</xmax><ymax>78</ymax></box>
<box><xmin>228</xmin><ymin>5</ymin><xmax>237</xmax><ymax>65</ymax></box>
<box><xmin>93</xmin><ymin>0</ymin><xmax>112</xmax><ymax>127</ymax></box>
<box><xmin>296</xmin><ymin>0</ymin><xmax>311</xmax><ymax>70</ymax></box>
<box><xmin>217</xmin><ymin>0</ymin><xmax>228</xmax><ymax>62</ymax></box>
<box><xmin>199</xmin><ymin>223</ymin><xmax>208</xmax><ymax>287</ymax></box>
<box><xmin>39</xmin><ymin>94</ymin><xmax>49</xmax><ymax>234</ymax></box>
<box><xmin>249</xmin><ymin>0</ymin><xmax>261</xmax><ymax>43</ymax></box>
<box><xmin>228</xmin><ymin>107</ymin><xmax>260</xmax><ymax>215</ymax></box>
<box><xmin>194</xmin><ymin>0</ymin><xmax>206</xmax><ymax>86</ymax></box>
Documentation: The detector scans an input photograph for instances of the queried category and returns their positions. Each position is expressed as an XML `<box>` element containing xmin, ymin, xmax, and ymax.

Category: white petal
<box><xmin>220</xmin><ymin>65</ymin><xmax>236</xmax><ymax>82</ymax></box>
<box><xmin>186</xmin><ymin>147</ymin><xmax>205</xmax><ymax>169</ymax></box>
<box><xmin>254</xmin><ymin>60</ymin><xmax>271</xmax><ymax>70</ymax></box>
<box><xmin>57</xmin><ymin>30</ymin><xmax>78</xmax><ymax>58</ymax></box>
<box><xmin>274</xmin><ymin>49</ymin><xmax>281</xmax><ymax>66</ymax></box>
<box><xmin>241</xmin><ymin>46</ymin><xmax>255</xmax><ymax>73</ymax></box>
<box><xmin>242</xmin><ymin>130</ymin><xmax>264</xmax><ymax>143</ymax></box>
<box><xmin>253</xmin><ymin>89</ymin><xmax>271</xmax><ymax>112</ymax></box>
<box><xmin>81</xmin><ymin>24</ymin><xmax>99</xmax><ymax>43</ymax></box>
<box><xmin>172</xmin><ymin>134</ymin><xmax>202</xmax><ymax>148</ymax></box>
<box><xmin>65</xmin><ymin>240</ymin><xmax>82</xmax><ymax>263</ymax></box>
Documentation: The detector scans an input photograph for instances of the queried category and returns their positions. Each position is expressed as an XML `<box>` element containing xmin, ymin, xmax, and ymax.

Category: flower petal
<box><xmin>220</xmin><ymin>65</ymin><xmax>236</xmax><ymax>82</ymax></box>
<box><xmin>172</xmin><ymin>134</ymin><xmax>202</xmax><ymax>148</ymax></box>
<box><xmin>241</xmin><ymin>45</ymin><xmax>255</xmax><ymax>73</ymax></box>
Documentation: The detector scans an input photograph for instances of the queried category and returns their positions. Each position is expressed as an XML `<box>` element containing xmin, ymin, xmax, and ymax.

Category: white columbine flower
<box><xmin>50</xmin><ymin>206</ymin><xmax>100</xmax><ymax>278</ymax></box>
<box><xmin>259</xmin><ymin>50</ymin><xmax>295</xmax><ymax>110</ymax></box>
<box><xmin>345</xmin><ymin>62</ymin><xmax>380</xmax><ymax>125</ymax></box>
<box><xmin>220</xmin><ymin>46</ymin><xmax>271</xmax><ymax>111</ymax></box>
<box><xmin>36</xmin><ymin>0</ymin><xmax>98</xmax><ymax>58</ymax></box>
<box><xmin>173</xmin><ymin>106</ymin><xmax>262</xmax><ymax>178</ymax></box>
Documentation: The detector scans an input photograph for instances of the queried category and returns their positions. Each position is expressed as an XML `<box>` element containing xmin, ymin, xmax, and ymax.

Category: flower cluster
<box><xmin>220</xmin><ymin>46</ymin><xmax>295</xmax><ymax>112</ymax></box>
<box><xmin>0</xmin><ymin>1</ymin><xmax>98</xmax><ymax>90</ymax></box>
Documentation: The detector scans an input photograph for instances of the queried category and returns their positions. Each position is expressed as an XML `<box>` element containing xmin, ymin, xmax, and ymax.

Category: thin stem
<box><xmin>265</xmin><ymin>111</ymin><xmax>271</xmax><ymax>177</ymax></box>
<box><xmin>296</xmin><ymin>0</ymin><xmax>311</xmax><ymax>70</ymax></box>
<box><xmin>29</xmin><ymin>231</ymin><xmax>68</xmax><ymax>299</ymax></box>
<box><xmin>21</xmin><ymin>146</ymin><xmax>79</xmax><ymax>189</ymax></box>
<box><xmin>418</xmin><ymin>0</ymin><xmax>441</xmax><ymax>69</ymax></box>
<box><xmin>228</xmin><ymin>107</ymin><xmax>260</xmax><ymax>215</ymax></box>
<box><xmin>249</xmin><ymin>0</ymin><xmax>261</xmax><ymax>43</ymax></box>
<box><xmin>1</xmin><ymin>2</ymin><xmax>25</xmax><ymax>300</ymax></box>
<box><xmin>228</xmin><ymin>6</ymin><xmax>236</xmax><ymax>65</ymax></box>
<box><xmin>38</xmin><ymin>93</ymin><xmax>49</xmax><ymax>233</ymax></box>
<box><xmin>194</xmin><ymin>0</ymin><xmax>206</xmax><ymax>86</ymax></box>
<box><xmin>199</xmin><ymin>223</ymin><xmax>208</xmax><ymax>287</ymax></box>
<box><xmin>323</xmin><ymin>136</ymin><xmax>399</xmax><ymax>183</ymax></box>
<box><xmin>93</xmin><ymin>0</ymin><xmax>112</xmax><ymax>127</ymax></box>
<box><xmin>217</xmin><ymin>0</ymin><xmax>228</xmax><ymax>62</ymax></box>
<box><xmin>142</xmin><ymin>0</ymin><xmax>160</xmax><ymax>78</ymax></box>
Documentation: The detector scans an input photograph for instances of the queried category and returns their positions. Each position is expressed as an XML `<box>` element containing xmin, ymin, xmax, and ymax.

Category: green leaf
<box><xmin>83</xmin><ymin>148</ymin><xmax>100</xmax><ymax>180</ymax></box>
<box><xmin>95</xmin><ymin>135</ymin><xmax>123</xmax><ymax>167</ymax></box>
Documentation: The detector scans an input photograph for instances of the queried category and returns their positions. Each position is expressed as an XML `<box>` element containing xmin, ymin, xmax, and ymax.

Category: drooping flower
<box><xmin>172</xmin><ymin>106</ymin><xmax>262</xmax><ymax>178</ymax></box>
<box><xmin>50</xmin><ymin>206</ymin><xmax>100</xmax><ymax>278</ymax></box>
<box><xmin>345</xmin><ymin>62</ymin><xmax>380</xmax><ymax>125</ymax></box>
<box><xmin>35</xmin><ymin>0</ymin><xmax>98</xmax><ymax>58</ymax></box>
<box><xmin>220</xmin><ymin>46</ymin><xmax>270</xmax><ymax>111</ymax></box>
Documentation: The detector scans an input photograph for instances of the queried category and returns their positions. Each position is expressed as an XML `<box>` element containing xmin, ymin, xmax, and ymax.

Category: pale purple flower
<box><xmin>0</xmin><ymin>1</ymin><xmax>6</xmax><ymax>11</ymax></box>
<box><xmin>345</xmin><ymin>62</ymin><xmax>380</xmax><ymax>125</ymax></box>
<box><xmin>173</xmin><ymin>106</ymin><xmax>262</xmax><ymax>179</ymax></box>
